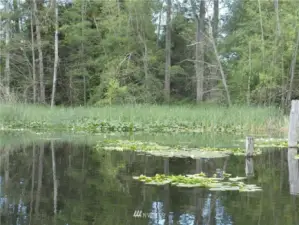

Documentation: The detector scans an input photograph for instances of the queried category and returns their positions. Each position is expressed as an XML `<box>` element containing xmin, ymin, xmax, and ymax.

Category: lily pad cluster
<box><xmin>96</xmin><ymin>139</ymin><xmax>261</xmax><ymax>158</ymax></box>
<box><xmin>133</xmin><ymin>173</ymin><xmax>262</xmax><ymax>192</ymax></box>
<box><xmin>236</xmin><ymin>138</ymin><xmax>293</xmax><ymax>148</ymax></box>
<box><xmin>254</xmin><ymin>138</ymin><xmax>290</xmax><ymax>148</ymax></box>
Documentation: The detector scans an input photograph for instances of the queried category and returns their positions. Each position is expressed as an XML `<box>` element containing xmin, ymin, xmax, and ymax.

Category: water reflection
<box><xmin>288</xmin><ymin>148</ymin><xmax>299</xmax><ymax>195</ymax></box>
<box><xmin>245</xmin><ymin>157</ymin><xmax>254</xmax><ymax>177</ymax></box>
<box><xmin>0</xmin><ymin>140</ymin><xmax>297</xmax><ymax>225</ymax></box>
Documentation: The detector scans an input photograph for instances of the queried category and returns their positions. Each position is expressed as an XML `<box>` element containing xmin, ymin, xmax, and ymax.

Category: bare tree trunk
<box><xmin>51</xmin><ymin>0</ymin><xmax>59</xmax><ymax>107</ymax></box>
<box><xmin>257</xmin><ymin>0</ymin><xmax>265</xmax><ymax>69</ymax></box>
<box><xmin>164</xmin><ymin>0</ymin><xmax>171</xmax><ymax>102</ymax></box>
<box><xmin>274</xmin><ymin>0</ymin><xmax>281</xmax><ymax>37</ymax></box>
<box><xmin>281</xmin><ymin>56</ymin><xmax>285</xmax><ymax>107</ymax></box>
<box><xmin>5</xmin><ymin>0</ymin><xmax>11</xmax><ymax>96</ymax></box>
<box><xmin>117</xmin><ymin>0</ymin><xmax>125</xmax><ymax>12</ymax></box>
<box><xmin>0</xmin><ymin>15</ymin><xmax>2</xmax><ymax>84</ymax></box>
<box><xmin>212</xmin><ymin>0</ymin><xmax>219</xmax><ymax>40</ymax></box>
<box><xmin>208</xmin><ymin>20</ymin><xmax>232</xmax><ymax>106</ymax></box>
<box><xmin>81</xmin><ymin>1</ymin><xmax>87</xmax><ymax>106</ymax></box>
<box><xmin>191</xmin><ymin>0</ymin><xmax>205</xmax><ymax>103</ymax></box>
<box><xmin>69</xmin><ymin>76</ymin><xmax>73</xmax><ymax>106</ymax></box>
<box><xmin>208</xmin><ymin>0</ymin><xmax>219</xmax><ymax>101</ymax></box>
<box><xmin>156</xmin><ymin>1</ymin><xmax>164</xmax><ymax>47</ymax></box>
<box><xmin>83</xmin><ymin>75</ymin><xmax>86</xmax><ymax>106</ymax></box>
<box><xmin>31</xmin><ymin>9</ymin><xmax>37</xmax><ymax>103</ymax></box>
<box><xmin>18</xmin><ymin>0</ymin><xmax>22</xmax><ymax>32</ymax></box>
<box><xmin>247</xmin><ymin>41</ymin><xmax>252</xmax><ymax>105</ymax></box>
<box><xmin>286</xmin><ymin>29</ymin><xmax>299</xmax><ymax>106</ymax></box>
<box><xmin>13</xmin><ymin>0</ymin><xmax>20</xmax><ymax>33</ymax></box>
<box><xmin>139</xmin><ymin>34</ymin><xmax>150</xmax><ymax>97</ymax></box>
<box><xmin>273</xmin><ymin>0</ymin><xmax>285</xmax><ymax>107</ymax></box>
<box><xmin>33</xmin><ymin>0</ymin><xmax>46</xmax><ymax>103</ymax></box>
<box><xmin>117</xmin><ymin>0</ymin><xmax>121</xmax><ymax>13</ymax></box>
<box><xmin>143</xmin><ymin>41</ymin><xmax>149</xmax><ymax>93</ymax></box>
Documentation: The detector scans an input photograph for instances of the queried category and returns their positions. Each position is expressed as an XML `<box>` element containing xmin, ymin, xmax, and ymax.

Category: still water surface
<box><xmin>0</xmin><ymin>132</ymin><xmax>298</xmax><ymax>225</ymax></box>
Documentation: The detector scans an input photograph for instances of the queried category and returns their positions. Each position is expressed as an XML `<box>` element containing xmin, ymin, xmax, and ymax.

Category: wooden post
<box><xmin>288</xmin><ymin>100</ymin><xmax>299</xmax><ymax>147</ymax></box>
<box><xmin>246</xmin><ymin>136</ymin><xmax>254</xmax><ymax>157</ymax></box>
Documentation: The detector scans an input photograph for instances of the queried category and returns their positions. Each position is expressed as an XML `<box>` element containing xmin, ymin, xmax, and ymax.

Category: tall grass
<box><xmin>0</xmin><ymin>103</ymin><xmax>287</xmax><ymax>132</ymax></box>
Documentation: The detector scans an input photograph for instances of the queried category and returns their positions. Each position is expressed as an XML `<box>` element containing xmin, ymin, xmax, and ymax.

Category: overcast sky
<box><xmin>155</xmin><ymin>0</ymin><xmax>227</xmax><ymax>25</ymax></box>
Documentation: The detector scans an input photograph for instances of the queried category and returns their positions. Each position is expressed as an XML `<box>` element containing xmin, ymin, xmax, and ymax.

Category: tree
<box><xmin>164</xmin><ymin>0</ymin><xmax>172</xmax><ymax>102</ymax></box>
<box><xmin>190</xmin><ymin>0</ymin><xmax>205</xmax><ymax>103</ymax></box>
<box><xmin>51</xmin><ymin>0</ymin><xmax>59</xmax><ymax>107</ymax></box>
<box><xmin>33</xmin><ymin>0</ymin><xmax>45</xmax><ymax>103</ymax></box>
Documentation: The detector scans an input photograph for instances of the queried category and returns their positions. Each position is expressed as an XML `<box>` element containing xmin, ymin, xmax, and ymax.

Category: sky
<box><xmin>155</xmin><ymin>0</ymin><xmax>227</xmax><ymax>26</ymax></box>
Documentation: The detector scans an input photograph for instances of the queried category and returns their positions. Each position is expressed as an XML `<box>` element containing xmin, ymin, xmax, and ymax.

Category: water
<box><xmin>0</xmin><ymin>132</ymin><xmax>298</xmax><ymax>225</ymax></box>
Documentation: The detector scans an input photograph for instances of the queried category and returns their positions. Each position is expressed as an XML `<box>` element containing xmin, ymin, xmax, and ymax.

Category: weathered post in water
<box><xmin>246</xmin><ymin>136</ymin><xmax>254</xmax><ymax>157</ymax></box>
<box><xmin>288</xmin><ymin>100</ymin><xmax>299</xmax><ymax>147</ymax></box>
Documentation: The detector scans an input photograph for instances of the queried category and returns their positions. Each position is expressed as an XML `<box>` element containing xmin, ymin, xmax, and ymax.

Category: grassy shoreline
<box><xmin>0</xmin><ymin>103</ymin><xmax>288</xmax><ymax>134</ymax></box>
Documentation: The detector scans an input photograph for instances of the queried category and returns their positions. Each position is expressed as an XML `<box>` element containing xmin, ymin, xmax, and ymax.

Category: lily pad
<box><xmin>229</xmin><ymin>177</ymin><xmax>247</xmax><ymax>182</ymax></box>
<box><xmin>133</xmin><ymin>172</ymin><xmax>262</xmax><ymax>192</ymax></box>
<box><xmin>146</xmin><ymin>180</ymin><xmax>172</xmax><ymax>186</ymax></box>
<box><xmin>240</xmin><ymin>187</ymin><xmax>262</xmax><ymax>192</ymax></box>
<box><xmin>209</xmin><ymin>186</ymin><xmax>240</xmax><ymax>191</ymax></box>
<box><xmin>175</xmin><ymin>183</ymin><xmax>204</xmax><ymax>188</ymax></box>
<box><xmin>96</xmin><ymin>139</ymin><xmax>253</xmax><ymax>159</ymax></box>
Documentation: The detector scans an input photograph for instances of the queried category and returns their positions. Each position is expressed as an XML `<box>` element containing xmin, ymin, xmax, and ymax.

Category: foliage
<box><xmin>1</xmin><ymin>0</ymin><xmax>299</xmax><ymax>107</ymax></box>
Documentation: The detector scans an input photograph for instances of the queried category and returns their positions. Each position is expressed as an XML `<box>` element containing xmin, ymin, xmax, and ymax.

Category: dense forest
<box><xmin>0</xmin><ymin>0</ymin><xmax>298</xmax><ymax>107</ymax></box>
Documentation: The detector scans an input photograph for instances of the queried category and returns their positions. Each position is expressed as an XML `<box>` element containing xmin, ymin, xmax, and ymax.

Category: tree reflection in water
<box><xmin>0</xmin><ymin>140</ymin><xmax>298</xmax><ymax>225</ymax></box>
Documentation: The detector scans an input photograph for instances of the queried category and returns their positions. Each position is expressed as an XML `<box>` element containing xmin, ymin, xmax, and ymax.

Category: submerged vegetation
<box><xmin>0</xmin><ymin>104</ymin><xmax>287</xmax><ymax>134</ymax></box>
<box><xmin>133</xmin><ymin>173</ymin><xmax>262</xmax><ymax>192</ymax></box>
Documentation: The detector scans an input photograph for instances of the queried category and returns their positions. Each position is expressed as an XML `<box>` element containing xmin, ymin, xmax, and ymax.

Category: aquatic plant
<box><xmin>96</xmin><ymin>139</ymin><xmax>262</xmax><ymax>158</ymax></box>
<box><xmin>133</xmin><ymin>173</ymin><xmax>262</xmax><ymax>192</ymax></box>
<box><xmin>253</xmin><ymin>138</ymin><xmax>289</xmax><ymax>148</ymax></box>
<box><xmin>0</xmin><ymin>103</ymin><xmax>287</xmax><ymax>134</ymax></box>
<box><xmin>237</xmin><ymin>138</ymin><xmax>297</xmax><ymax>148</ymax></box>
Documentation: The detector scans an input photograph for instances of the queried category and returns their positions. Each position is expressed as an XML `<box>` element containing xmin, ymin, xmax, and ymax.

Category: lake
<box><xmin>0</xmin><ymin>131</ymin><xmax>298</xmax><ymax>225</ymax></box>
